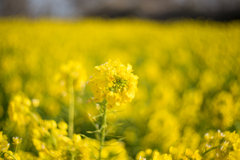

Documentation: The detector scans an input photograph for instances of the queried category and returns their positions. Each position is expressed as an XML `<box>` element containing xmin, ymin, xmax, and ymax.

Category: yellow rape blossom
<box><xmin>88</xmin><ymin>60</ymin><xmax>138</xmax><ymax>108</ymax></box>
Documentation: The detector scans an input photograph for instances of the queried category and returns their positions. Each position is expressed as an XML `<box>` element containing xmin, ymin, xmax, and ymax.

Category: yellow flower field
<box><xmin>0</xmin><ymin>18</ymin><xmax>240</xmax><ymax>159</ymax></box>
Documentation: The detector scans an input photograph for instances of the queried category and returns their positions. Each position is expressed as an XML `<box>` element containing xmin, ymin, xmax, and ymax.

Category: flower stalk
<box><xmin>99</xmin><ymin>103</ymin><xmax>107</xmax><ymax>160</ymax></box>
<box><xmin>68</xmin><ymin>77</ymin><xmax>74</xmax><ymax>139</ymax></box>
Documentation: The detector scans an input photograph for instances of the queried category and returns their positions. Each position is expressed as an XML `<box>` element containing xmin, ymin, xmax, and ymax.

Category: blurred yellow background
<box><xmin>0</xmin><ymin>18</ymin><xmax>240</xmax><ymax>159</ymax></box>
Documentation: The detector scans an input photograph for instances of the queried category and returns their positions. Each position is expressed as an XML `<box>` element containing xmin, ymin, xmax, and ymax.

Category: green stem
<box><xmin>99</xmin><ymin>104</ymin><xmax>107</xmax><ymax>160</ymax></box>
<box><xmin>88</xmin><ymin>115</ymin><xmax>100</xmax><ymax>140</ymax></box>
<box><xmin>201</xmin><ymin>146</ymin><xmax>220</xmax><ymax>156</ymax></box>
<box><xmin>15</xmin><ymin>144</ymin><xmax>18</xmax><ymax>153</ymax></box>
<box><xmin>68</xmin><ymin>77</ymin><xmax>74</xmax><ymax>139</ymax></box>
<box><xmin>29</xmin><ymin>111</ymin><xmax>40</xmax><ymax>124</ymax></box>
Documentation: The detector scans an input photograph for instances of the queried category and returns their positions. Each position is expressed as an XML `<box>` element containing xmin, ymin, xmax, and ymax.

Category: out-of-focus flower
<box><xmin>8</xmin><ymin>94</ymin><xmax>32</xmax><ymax>126</ymax></box>
<box><xmin>136</xmin><ymin>149</ymin><xmax>172</xmax><ymax>160</ymax></box>
<box><xmin>31</xmin><ymin>119</ymin><xmax>90</xmax><ymax>160</ymax></box>
<box><xmin>32</xmin><ymin>99</ymin><xmax>40</xmax><ymax>107</ymax></box>
<box><xmin>0</xmin><ymin>132</ymin><xmax>10</xmax><ymax>152</ymax></box>
<box><xmin>12</xmin><ymin>137</ymin><xmax>22</xmax><ymax>145</ymax></box>
<box><xmin>55</xmin><ymin>61</ymin><xmax>87</xmax><ymax>96</ymax></box>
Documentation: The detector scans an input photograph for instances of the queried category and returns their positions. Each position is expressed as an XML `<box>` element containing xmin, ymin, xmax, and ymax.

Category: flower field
<box><xmin>0</xmin><ymin>18</ymin><xmax>240</xmax><ymax>159</ymax></box>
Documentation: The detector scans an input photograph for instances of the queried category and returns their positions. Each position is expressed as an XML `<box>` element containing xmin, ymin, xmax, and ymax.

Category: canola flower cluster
<box><xmin>0</xmin><ymin>18</ymin><xmax>240</xmax><ymax>159</ymax></box>
<box><xmin>88</xmin><ymin>60</ymin><xmax>138</xmax><ymax>108</ymax></box>
<box><xmin>201</xmin><ymin>130</ymin><xmax>240</xmax><ymax>159</ymax></box>
<box><xmin>0</xmin><ymin>132</ymin><xmax>22</xmax><ymax>160</ymax></box>
<box><xmin>4</xmin><ymin>93</ymin><xmax>131</xmax><ymax>160</ymax></box>
<box><xmin>32</xmin><ymin>120</ymin><xmax>90</xmax><ymax>160</ymax></box>
<box><xmin>136</xmin><ymin>130</ymin><xmax>240</xmax><ymax>160</ymax></box>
